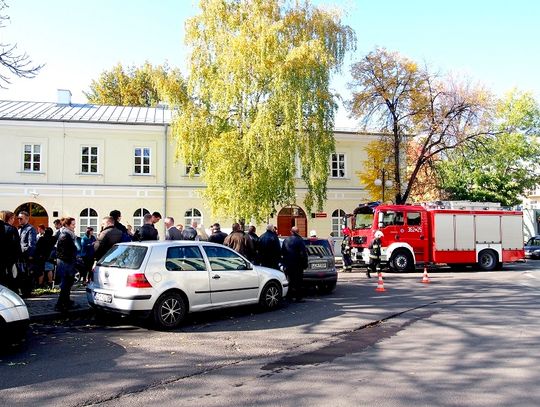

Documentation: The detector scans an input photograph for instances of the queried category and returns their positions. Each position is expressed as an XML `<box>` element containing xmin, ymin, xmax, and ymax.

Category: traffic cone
<box><xmin>375</xmin><ymin>272</ymin><xmax>386</xmax><ymax>292</ymax></box>
<box><xmin>421</xmin><ymin>266</ymin><xmax>430</xmax><ymax>284</ymax></box>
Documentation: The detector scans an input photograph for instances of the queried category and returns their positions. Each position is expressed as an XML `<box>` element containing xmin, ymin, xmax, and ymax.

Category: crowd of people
<box><xmin>1</xmin><ymin>207</ymin><xmax>380</xmax><ymax>310</ymax></box>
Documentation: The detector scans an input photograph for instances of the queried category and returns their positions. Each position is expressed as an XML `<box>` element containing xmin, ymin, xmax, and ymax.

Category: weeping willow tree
<box><xmin>171</xmin><ymin>0</ymin><xmax>355</xmax><ymax>222</ymax></box>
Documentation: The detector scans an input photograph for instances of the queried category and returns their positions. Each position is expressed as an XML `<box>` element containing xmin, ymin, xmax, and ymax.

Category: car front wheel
<box><xmin>152</xmin><ymin>292</ymin><xmax>186</xmax><ymax>330</ymax></box>
<box><xmin>259</xmin><ymin>282</ymin><xmax>282</xmax><ymax>310</ymax></box>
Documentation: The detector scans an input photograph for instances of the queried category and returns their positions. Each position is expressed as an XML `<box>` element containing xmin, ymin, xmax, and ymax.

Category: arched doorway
<box><xmin>277</xmin><ymin>205</ymin><xmax>307</xmax><ymax>237</ymax></box>
<box><xmin>14</xmin><ymin>202</ymin><xmax>49</xmax><ymax>229</ymax></box>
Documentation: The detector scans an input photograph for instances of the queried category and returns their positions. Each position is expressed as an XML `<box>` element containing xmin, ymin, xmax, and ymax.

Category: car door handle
<box><xmin>212</xmin><ymin>275</ymin><xmax>221</xmax><ymax>279</ymax></box>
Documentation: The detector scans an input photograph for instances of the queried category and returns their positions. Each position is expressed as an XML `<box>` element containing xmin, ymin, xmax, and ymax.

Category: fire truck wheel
<box><xmin>390</xmin><ymin>250</ymin><xmax>414</xmax><ymax>273</ymax></box>
<box><xmin>478</xmin><ymin>249</ymin><xmax>498</xmax><ymax>271</ymax></box>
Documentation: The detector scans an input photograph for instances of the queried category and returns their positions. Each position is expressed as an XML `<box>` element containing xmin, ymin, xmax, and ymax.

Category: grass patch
<box><xmin>31</xmin><ymin>287</ymin><xmax>60</xmax><ymax>296</ymax></box>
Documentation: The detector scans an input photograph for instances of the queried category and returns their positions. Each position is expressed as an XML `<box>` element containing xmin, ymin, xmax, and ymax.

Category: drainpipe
<box><xmin>163</xmin><ymin>123</ymin><xmax>169</xmax><ymax>239</ymax></box>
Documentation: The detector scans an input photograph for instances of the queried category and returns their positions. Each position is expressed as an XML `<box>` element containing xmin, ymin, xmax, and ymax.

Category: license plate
<box><xmin>94</xmin><ymin>292</ymin><xmax>112</xmax><ymax>303</ymax></box>
<box><xmin>311</xmin><ymin>262</ymin><xmax>326</xmax><ymax>269</ymax></box>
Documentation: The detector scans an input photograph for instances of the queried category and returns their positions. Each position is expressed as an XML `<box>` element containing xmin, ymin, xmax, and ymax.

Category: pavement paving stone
<box><xmin>24</xmin><ymin>285</ymin><xmax>91</xmax><ymax>322</ymax></box>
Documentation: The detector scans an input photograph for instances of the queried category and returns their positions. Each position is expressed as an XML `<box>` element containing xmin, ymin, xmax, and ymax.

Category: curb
<box><xmin>29</xmin><ymin>307</ymin><xmax>93</xmax><ymax>324</ymax></box>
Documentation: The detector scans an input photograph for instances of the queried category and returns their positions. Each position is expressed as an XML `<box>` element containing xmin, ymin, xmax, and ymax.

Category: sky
<box><xmin>1</xmin><ymin>0</ymin><xmax>539</xmax><ymax>129</ymax></box>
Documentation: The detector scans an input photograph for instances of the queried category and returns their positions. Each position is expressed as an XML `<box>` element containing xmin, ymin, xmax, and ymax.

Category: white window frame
<box><xmin>185</xmin><ymin>208</ymin><xmax>203</xmax><ymax>226</ymax></box>
<box><xmin>134</xmin><ymin>147</ymin><xmax>151</xmax><ymax>175</ymax></box>
<box><xmin>79</xmin><ymin>208</ymin><xmax>99</xmax><ymax>237</ymax></box>
<box><xmin>81</xmin><ymin>146</ymin><xmax>99</xmax><ymax>174</ymax></box>
<box><xmin>330</xmin><ymin>153</ymin><xmax>346</xmax><ymax>178</ymax></box>
<box><xmin>133</xmin><ymin>208</ymin><xmax>150</xmax><ymax>231</ymax></box>
<box><xmin>23</xmin><ymin>143</ymin><xmax>42</xmax><ymax>172</ymax></box>
<box><xmin>331</xmin><ymin>209</ymin><xmax>346</xmax><ymax>238</ymax></box>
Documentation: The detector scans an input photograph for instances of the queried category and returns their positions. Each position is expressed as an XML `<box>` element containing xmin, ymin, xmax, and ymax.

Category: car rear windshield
<box><xmin>97</xmin><ymin>245</ymin><xmax>148</xmax><ymax>269</ymax></box>
<box><xmin>304</xmin><ymin>239</ymin><xmax>332</xmax><ymax>257</ymax></box>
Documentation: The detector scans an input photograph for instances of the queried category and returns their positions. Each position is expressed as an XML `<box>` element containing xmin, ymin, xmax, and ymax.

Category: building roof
<box><xmin>0</xmin><ymin>100</ymin><xmax>172</xmax><ymax>125</ymax></box>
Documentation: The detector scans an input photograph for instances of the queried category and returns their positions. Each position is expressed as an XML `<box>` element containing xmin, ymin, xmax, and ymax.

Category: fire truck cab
<box><xmin>346</xmin><ymin>201</ymin><xmax>525</xmax><ymax>272</ymax></box>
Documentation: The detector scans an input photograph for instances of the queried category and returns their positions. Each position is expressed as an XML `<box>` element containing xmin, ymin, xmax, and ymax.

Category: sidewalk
<box><xmin>24</xmin><ymin>286</ymin><xmax>92</xmax><ymax>322</ymax></box>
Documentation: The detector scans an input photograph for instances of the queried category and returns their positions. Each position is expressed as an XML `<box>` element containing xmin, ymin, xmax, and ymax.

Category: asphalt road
<box><xmin>1</xmin><ymin>261</ymin><xmax>539</xmax><ymax>407</ymax></box>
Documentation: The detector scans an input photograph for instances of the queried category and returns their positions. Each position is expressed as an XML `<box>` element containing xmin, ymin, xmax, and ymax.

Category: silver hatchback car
<box><xmin>87</xmin><ymin>241</ymin><xmax>288</xmax><ymax>329</ymax></box>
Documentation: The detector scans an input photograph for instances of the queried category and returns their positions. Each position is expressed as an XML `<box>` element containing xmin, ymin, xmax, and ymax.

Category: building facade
<box><xmin>0</xmin><ymin>93</ymin><xmax>374</xmax><ymax>238</ymax></box>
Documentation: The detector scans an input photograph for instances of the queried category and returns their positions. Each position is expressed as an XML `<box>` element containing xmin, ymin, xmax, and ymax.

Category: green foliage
<box><xmin>436</xmin><ymin>90</ymin><xmax>540</xmax><ymax>206</ymax></box>
<box><xmin>171</xmin><ymin>0</ymin><xmax>355</xmax><ymax>222</ymax></box>
<box><xmin>85</xmin><ymin>62</ymin><xmax>187</xmax><ymax>107</ymax></box>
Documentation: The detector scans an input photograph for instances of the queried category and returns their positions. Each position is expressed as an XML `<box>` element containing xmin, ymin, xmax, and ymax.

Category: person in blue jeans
<box><xmin>80</xmin><ymin>227</ymin><xmax>96</xmax><ymax>284</ymax></box>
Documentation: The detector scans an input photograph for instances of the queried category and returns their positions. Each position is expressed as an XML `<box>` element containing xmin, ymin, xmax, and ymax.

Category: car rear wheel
<box><xmin>478</xmin><ymin>250</ymin><xmax>497</xmax><ymax>271</ymax></box>
<box><xmin>152</xmin><ymin>292</ymin><xmax>186</xmax><ymax>330</ymax></box>
<box><xmin>259</xmin><ymin>282</ymin><xmax>282</xmax><ymax>310</ymax></box>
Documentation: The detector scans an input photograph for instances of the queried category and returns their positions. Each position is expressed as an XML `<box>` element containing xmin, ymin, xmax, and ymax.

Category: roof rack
<box><xmin>417</xmin><ymin>201</ymin><xmax>502</xmax><ymax>210</ymax></box>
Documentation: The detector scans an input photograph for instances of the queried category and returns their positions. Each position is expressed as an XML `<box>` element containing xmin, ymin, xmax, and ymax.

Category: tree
<box><xmin>85</xmin><ymin>62</ymin><xmax>187</xmax><ymax>107</ymax></box>
<box><xmin>357</xmin><ymin>139</ymin><xmax>397</xmax><ymax>202</ymax></box>
<box><xmin>436</xmin><ymin>90</ymin><xmax>540</xmax><ymax>206</ymax></box>
<box><xmin>0</xmin><ymin>0</ymin><xmax>43</xmax><ymax>88</ymax></box>
<box><xmin>349</xmin><ymin>48</ymin><xmax>492</xmax><ymax>204</ymax></box>
<box><xmin>171</xmin><ymin>0</ymin><xmax>355</xmax><ymax>222</ymax></box>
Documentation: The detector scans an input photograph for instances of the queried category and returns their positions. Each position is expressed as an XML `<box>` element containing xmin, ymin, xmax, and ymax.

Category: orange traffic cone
<box><xmin>421</xmin><ymin>266</ymin><xmax>430</xmax><ymax>284</ymax></box>
<box><xmin>375</xmin><ymin>271</ymin><xmax>386</xmax><ymax>292</ymax></box>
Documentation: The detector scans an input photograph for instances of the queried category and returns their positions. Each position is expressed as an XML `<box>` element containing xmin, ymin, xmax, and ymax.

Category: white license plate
<box><xmin>94</xmin><ymin>292</ymin><xmax>112</xmax><ymax>303</ymax></box>
<box><xmin>311</xmin><ymin>262</ymin><xmax>326</xmax><ymax>269</ymax></box>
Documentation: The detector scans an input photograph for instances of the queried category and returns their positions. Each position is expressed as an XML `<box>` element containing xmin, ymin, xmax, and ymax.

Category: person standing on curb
<box><xmin>94</xmin><ymin>216</ymin><xmax>122</xmax><ymax>261</ymax></box>
<box><xmin>281</xmin><ymin>226</ymin><xmax>308</xmax><ymax>302</ymax></box>
<box><xmin>257</xmin><ymin>224</ymin><xmax>281</xmax><ymax>270</ymax></box>
<box><xmin>55</xmin><ymin>217</ymin><xmax>79</xmax><ymax>311</ymax></box>
<box><xmin>139</xmin><ymin>213</ymin><xmax>159</xmax><ymax>241</ymax></box>
<box><xmin>80</xmin><ymin>227</ymin><xmax>96</xmax><ymax>284</ymax></box>
<box><xmin>224</xmin><ymin>223</ymin><xmax>254</xmax><ymax>259</ymax></box>
<box><xmin>17</xmin><ymin>211</ymin><xmax>37</xmax><ymax>297</ymax></box>
<box><xmin>164</xmin><ymin>217</ymin><xmax>182</xmax><ymax>240</ymax></box>
<box><xmin>341</xmin><ymin>231</ymin><xmax>353</xmax><ymax>273</ymax></box>
<box><xmin>367</xmin><ymin>230</ymin><xmax>384</xmax><ymax>278</ymax></box>
<box><xmin>208</xmin><ymin>223</ymin><xmax>228</xmax><ymax>244</ymax></box>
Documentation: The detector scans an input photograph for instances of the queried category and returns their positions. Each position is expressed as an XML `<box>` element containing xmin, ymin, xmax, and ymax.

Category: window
<box><xmin>97</xmin><ymin>245</ymin><xmax>148</xmax><ymax>269</ymax></box>
<box><xmin>79</xmin><ymin>208</ymin><xmax>99</xmax><ymax>236</ymax></box>
<box><xmin>133</xmin><ymin>208</ymin><xmax>150</xmax><ymax>231</ymax></box>
<box><xmin>185</xmin><ymin>163</ymin><xmax>201</xmax><ymax>176</ymax></box>
<box><xmin>81</xmin><ymin>146</ymin><xmax>98</xmax><ymax>174</ymax></box>
<box><xmin>134</xmin><ymin>147</ymin><xmax>151</xmax><ymax>174</ymax></box>
<box><xmin>381</xmin><ymin>211</ymin><xmax>404</xmax><ymax>227</ymax></box>
<box><xmin>166</xmin><ymin>246</ymin><xmax>206</xmax><ymax>271</ymax></box>
<box><xmin>331</xmin><ymin>209</ymin><xmax>346</xmax><ymax>237</ymax></box>
<box><xmin>407</xmin><ymin>212</ymin><xmax>422</xmax><ymax>226</ymax></box>
<box><xmin>185</xmin><ymin>208</ymin><xmax>202</xmax><ymax>226</ymax></box>
<box><xmin>330</xmin><ymin>153</ymin><xmax>346</xmax><ymax>178</ymax></box>
<box><xmin>23</xmin><ymin>144</ymin><xmax>41</xmax><ymax>172</ymax></box>
<box><xmin>203</xmin><ymin>246</ymin><xmax>248</xmax><ymax>271</ymax></box>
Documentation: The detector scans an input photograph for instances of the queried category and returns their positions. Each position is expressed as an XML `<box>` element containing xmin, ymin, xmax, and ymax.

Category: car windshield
<box><xmin>304</xmin><ymin>239</ymin><xmax>332</xmax><ymax>257</ymax></box>
<box><xmin>97</xmin><ymin>245</ymin><xmax>148</xmax><ymax>269</ymax></box>
<box><xmin>354</xmin><ymin>213</ymin><xmax>373</xmax><ymax>229</ymax></box>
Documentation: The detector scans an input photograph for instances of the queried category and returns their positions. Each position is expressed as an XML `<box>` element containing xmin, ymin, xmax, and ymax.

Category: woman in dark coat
<box><xmin>55</xmin><ymin>218</ymin><xmax>79</xmax><ymax>311</ymax></box>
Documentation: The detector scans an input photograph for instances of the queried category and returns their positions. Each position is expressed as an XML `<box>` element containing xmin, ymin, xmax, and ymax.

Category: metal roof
<box><xmin>0</xmin><ymin>101</ymin><xmax>172</xmax><ymax>125</ymax></box>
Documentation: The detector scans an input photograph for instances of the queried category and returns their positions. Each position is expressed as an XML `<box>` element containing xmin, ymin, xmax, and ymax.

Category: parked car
<box><xmin>524</xmin><ymin>235</ymin><xmax>540</xmax><ymax>259</ymax></box>
<box><xmin>0</xmin><ymin>284</ymin><xmax>30</xmax><ymax>343</ymax></box>
<box><xmin>303</xmin><ymin>237</ymin><xmax>338</xmax><ymax>293</ymax></box>
<box><xmin>87</xmin><ymin>241</ymin><xmax>288</xmax><ymax>330</ymax></box>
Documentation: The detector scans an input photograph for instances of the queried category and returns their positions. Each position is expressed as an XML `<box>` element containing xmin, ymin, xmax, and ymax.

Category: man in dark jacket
<box><xmin>139</xmin><ymin>213</ymin><xmax>159</xmax><ymax>241</ymax></box>
<box><xmin>164</xmin><ymin>216</ymin><xmax>182</xmax><ymax>240</ymax></box>
<box><xmin>247</xmin><ymin>225</ymin><xmax>259</xmax><ymax>263</ymax></box>
<box><xmin>208</xmin><ymin>223</ymin><xmax>228</xmax><ymax>244</ymax></box>
<box><xmin>258</xmin><ymin>224</ymin><xmax>281</xmax><ymax>269</ymax></box>
<box><xmin>281</xmin><ymin>226</ymin><xmax>308</xmax><ymax>302</ymax></box>
<box><xmin>94</xmin><ymin>216</ymin><xmax>123</xmax><ymax>261</ymax></box>
<box><xmin>1</xmin><ymin>212</ymin><xmax>21</xmax><ymax>291</ymax></box>
<box><xmin>224</xmin><ymin>223</ymin><xmax>254</xmax><ymax>259</ymax></box>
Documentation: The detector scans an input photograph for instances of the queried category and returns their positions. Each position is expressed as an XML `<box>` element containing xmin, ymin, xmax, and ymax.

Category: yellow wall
<box><xmin>0</xmin><ymin>120</ymin><xmax>374</xmax><ymax>237</ymax></box>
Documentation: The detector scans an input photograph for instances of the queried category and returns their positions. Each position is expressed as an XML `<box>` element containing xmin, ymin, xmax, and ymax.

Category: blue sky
<box><xmin>1</xmin><ymin>0</ymin><xmax>539</xmax><ymax>128</ymax></box>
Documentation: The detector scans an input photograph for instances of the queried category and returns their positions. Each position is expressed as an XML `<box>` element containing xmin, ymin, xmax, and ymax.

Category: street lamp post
<box><xmin>374</xmin><ymin>169</ymin><xmax>393</xmax><ymax>203</ymax></box>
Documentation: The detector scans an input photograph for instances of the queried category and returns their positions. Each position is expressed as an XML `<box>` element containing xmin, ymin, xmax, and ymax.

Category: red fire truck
<box><xmin>345</xmin><ymin>201</ymin><xmax>525</xmax><ymax>271</ymax></box>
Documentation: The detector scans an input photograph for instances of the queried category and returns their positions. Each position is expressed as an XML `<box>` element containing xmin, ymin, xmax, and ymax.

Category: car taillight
<box><xmin>127</xmin><ymin>273</ymin><xmax>152</xmax><ymax>288</ymax></box>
